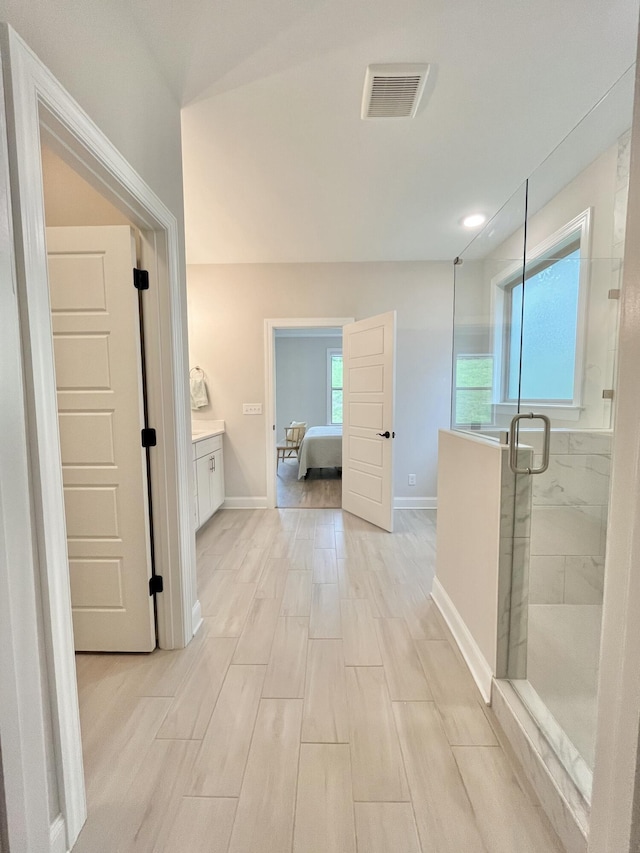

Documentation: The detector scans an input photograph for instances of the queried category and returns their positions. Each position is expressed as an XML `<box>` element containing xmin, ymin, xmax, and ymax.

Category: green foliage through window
<box><xmin>455</xmin><ymin>355</ymin><xmax>493</xmax><ymax>425</ymax></box>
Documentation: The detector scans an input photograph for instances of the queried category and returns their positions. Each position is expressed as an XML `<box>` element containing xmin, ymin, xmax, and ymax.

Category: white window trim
<box><xmin>490</xmin><ymin>207</ymin><xmax>592</xmax><ymax>412</ymax></box>
<box><xmin>327</xmin><ymin>347</ymin><xmax>343</xmax><ymax>425</ymax></box>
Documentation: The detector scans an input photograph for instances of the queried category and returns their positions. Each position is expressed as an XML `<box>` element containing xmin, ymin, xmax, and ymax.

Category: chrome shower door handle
<box><xmin>508</xmin><ymin>412</ymin><xmax>551</xmax><ymax>475</ymax></box>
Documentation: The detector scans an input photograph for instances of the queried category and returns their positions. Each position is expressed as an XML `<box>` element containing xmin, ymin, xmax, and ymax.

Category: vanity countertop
<box><xmin>191</xmin><ymin>420</ymin><xmax>225</xmax><ymax>442</ymax></box>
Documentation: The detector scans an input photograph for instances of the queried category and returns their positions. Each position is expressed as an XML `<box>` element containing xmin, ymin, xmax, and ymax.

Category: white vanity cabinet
<box><xmin>193</xmin><ymin>432</ymin><xmax>225</xmax><ymax>529</ymax></box>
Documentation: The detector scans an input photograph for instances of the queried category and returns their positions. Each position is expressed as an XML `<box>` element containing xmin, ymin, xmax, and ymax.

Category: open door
<box><xmin>341</xmin><ymin>311</ymin><xmax>396</xmax><ymax>532</ymax></box>
<box><xmin>47</xmin><ymin>225</ymin><xmax>156</xmax><ymax>651</ymax></box>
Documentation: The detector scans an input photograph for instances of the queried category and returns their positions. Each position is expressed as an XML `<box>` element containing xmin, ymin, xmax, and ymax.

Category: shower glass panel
<box><xmin>508</xmin><ymin>67</ymin><xmax>634</xmax><ymax>799</ymax></box>
<box><xmin>451</xmin><ymin>183</ymin><xmax>527</xmax><ymax>436</ymax></box>
<box><xmin>451</xmin><ymin>65</ymin><xmax>634</xmax><ymax>802</ymax></box>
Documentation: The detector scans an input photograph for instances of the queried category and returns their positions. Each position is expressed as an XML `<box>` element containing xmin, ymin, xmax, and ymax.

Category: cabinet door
<box><xmin>211</xmin><ymin>449</ymin><xmax>225</xmax><ymax>513</ymax></box>
<box><xmin>193</xmin><ymin>461</ymin><xmax>199</xmax><ymax>529</ymax></box>
<box><xmin>196</xmin><ymin>453</ymin><xmax>214</xmax><ymax>526</ymax></box>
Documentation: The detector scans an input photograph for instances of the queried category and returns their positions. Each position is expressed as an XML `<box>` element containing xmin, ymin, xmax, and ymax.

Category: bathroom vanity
<box><xmin>192</xmin><ymin>420</ymin><xmax>225</xmax><ymax>529</ymax></box>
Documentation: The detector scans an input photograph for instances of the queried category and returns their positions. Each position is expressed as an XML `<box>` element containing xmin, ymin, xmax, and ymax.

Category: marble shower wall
<box><xmin>526</xmin><ymin>430</ymin><xmax>611</xmax><ymax>606</ymax></box>
<box><xmin>498</xmin><ymin>445</ymin><xmax>533</xmax><ymax>679</ymax></box>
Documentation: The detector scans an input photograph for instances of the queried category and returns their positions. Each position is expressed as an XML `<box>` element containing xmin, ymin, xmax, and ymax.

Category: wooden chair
<box><xmin>277</xmin><ymin>424</ymin><xmax>306</xmax><ymax>466</ymax></box>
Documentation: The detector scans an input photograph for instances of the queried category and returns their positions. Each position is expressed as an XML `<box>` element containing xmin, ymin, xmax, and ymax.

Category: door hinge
<box><xmin>141</xmin><ymin>427</ymin><xmax>157</xmax><ymax>447</ymax></box>
<box><xmin>608</xmin><ymin>289</ymin><xmax>621</xmax><ymax>300</ymax></box>
<box><xmin>149</xmin><ymin>575</ymin><xmax>164</xmax><ymax>596</ymax></box>
<box><xmin>602</xmin><ymin>389</ymin><xmax>615</xmax><ymax>400</ymax></box>
<box><xmin>133</xmin><ymin>267</ymin><xmax>150</xmax><ymax>290</ymax></box>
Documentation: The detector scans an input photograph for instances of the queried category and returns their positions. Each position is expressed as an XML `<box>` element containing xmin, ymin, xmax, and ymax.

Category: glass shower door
<box><xmin>506</xmin><ymin>67</ymin><xmax>633</xmax><ymax>798</ymax></box>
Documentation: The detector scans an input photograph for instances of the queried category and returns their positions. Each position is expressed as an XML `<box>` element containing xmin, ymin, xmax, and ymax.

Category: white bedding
<box><xmin>297</xmin><ymin>425</ymin><xmax>343</xmax><ymax>478</ymax></box>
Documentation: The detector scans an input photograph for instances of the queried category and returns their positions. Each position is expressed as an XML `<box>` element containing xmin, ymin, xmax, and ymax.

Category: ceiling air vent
<box><xmin>361</xmin><ymin>63</ymin><xmax>430</xmax><ymax>119</ymax></box>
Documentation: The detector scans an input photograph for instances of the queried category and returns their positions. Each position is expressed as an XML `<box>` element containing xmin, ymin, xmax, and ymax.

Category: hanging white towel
<box><xmin>190</xmin><ymin>368</ymin><xmax>209</xmax><ymax>410</ymax></box>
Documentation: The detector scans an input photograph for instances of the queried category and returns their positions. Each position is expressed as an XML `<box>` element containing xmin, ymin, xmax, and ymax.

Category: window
<box><xmin>454</xmin><ymin>354</ymin><xmax>494</xmax><ymax>426</ymax></box>
<box><xmin>327</xmin><ymin>349</ymin><xmax>343</xmax><ymax>424</ymax></box>
<box><xmin>497</xmin><ymin>209</ymin><xmax>590</xmax><ymax>406</ymax></box>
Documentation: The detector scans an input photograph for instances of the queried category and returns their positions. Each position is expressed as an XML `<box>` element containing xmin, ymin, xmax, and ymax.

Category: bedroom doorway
<box><xmin>265</xmin><ymin>317</ymin><xmax>354</xmax><ymax>509</ymax></box>
<box><xmin>276</xmin><ymin>327</ymin><xmax>342</xmax><ymax>508</ymax></box>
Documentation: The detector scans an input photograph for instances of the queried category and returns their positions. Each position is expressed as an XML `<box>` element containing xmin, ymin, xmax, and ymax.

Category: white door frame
<box><xmin>264</xmin><ymin>317</ymin><xmax>354</xmax><ymax>509</ymax></box>
<box><xmin>0</xmin><ymin>25</ymin><xmax>196</xmax><ymax>851</ymax></box>
<box><xmin>589</xmin><ymin>56</ymin><xmax>640</xmax><ymax>851</ymax></box>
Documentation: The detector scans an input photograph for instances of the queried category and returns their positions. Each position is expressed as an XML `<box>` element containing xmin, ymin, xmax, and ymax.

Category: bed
<box><xmin>297</xmin><ymin>425</ymin><xmax>343</xmax><ymax>479</ymax></box>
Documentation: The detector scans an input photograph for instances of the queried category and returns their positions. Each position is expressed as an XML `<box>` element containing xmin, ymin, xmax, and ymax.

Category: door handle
<box><xmin>209</xmin><ymin>455</ymin><xmax>214</xmax><ymax>472</ymax></box>
<box><xmin>377</xmin><ymin>431</ymin><xmax>391</xmax><ymax>438</ymax></box>
<box><xmin>508</xmin><ymin>413</ymin><xmax>551</xmax><ymax>474</ymax></box>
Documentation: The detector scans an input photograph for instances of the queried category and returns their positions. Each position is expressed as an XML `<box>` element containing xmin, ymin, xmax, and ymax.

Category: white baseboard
<box><xmin>50</xmin><ymin>815</ymin><xmax>68</xmax><ymax>853</ymax></box>
<box><xmin>431</xmin><ymin>578</ymin><xmax>493</xmax><ymax>703</ymax></box>
<box><xmin>223</xmin><ymin>496</ymin><xmax>437</xmax><ymax>511</ymax></box>
<box><xmin>394</xmin><ymin>497</ymin><xmax>437</xmax><ymax>510</ymax></box>
<box><xmin>223</xmin><ymin>497</ymin><xmax>437</xmax><ymax>511</ymax></box>
<box><xmin>222</xmin><ymin>497</ymin><xmax>268</xmax><ymax>509</ymax></box>
<box><xmin>192</xmin><ymin>599</ymin><xmax>203</xmax><ymax>639</ymax></box>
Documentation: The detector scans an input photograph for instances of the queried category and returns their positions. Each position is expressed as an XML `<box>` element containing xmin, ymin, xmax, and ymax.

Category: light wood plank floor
<box><xmin>73</xmin><ymin>508</ymin><xmax>564</xmax><ymax>852</ymax></box>
<box><xmin>276</xmin><ymin>458</ymin><xmax>342</xmax><ymax>508</ymax></box>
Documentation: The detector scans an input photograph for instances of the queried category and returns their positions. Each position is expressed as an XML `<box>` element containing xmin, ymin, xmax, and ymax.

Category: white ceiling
<box><xmin>128</xmin><ymin>0</ymin><xmax>639</xmax><ymax>264</ymax></box>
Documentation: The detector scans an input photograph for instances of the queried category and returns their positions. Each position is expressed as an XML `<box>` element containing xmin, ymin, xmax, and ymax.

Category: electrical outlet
<box><xmin>242</xmin><ymin>403</ymin><xmax>262</xmax><ymax>415</ymax></box>
<box><xmin>408</xmin><ymin>473</ymin><xmax>416</xmax><ymax>486</ymax></box>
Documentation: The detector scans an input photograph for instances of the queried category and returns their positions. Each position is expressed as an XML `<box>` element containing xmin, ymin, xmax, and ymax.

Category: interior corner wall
<box><xmin>187</xmin><ymin>261</ymin><xmax>453</xmax><ymax>504</ymax></box>
<box><xmin>1</xmin><ymin>3</ymin><xmax>185</xmax><ymax>228</ymax></box>
<box><xmin>275</xmin><ymin>336</ymin><xmax>340</xmax><ymax>439</ymax></box>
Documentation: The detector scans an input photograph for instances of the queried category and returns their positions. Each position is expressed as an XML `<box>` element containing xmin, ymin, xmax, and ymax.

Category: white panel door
<box><xmin>47</xmin><ymin>225</ymin><xmax>155</xmax><ymax>651</ymax></box>
<box><xmin>341</xmin><ymin>311</ymin><xmax>396</xmax><ymax>532</ymax></box>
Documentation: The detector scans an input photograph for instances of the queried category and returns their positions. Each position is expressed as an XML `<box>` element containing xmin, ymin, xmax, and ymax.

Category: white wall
<box><xmin>41</xmin><ymin>144</ymin><xmax>132</xmax><ymax>227</ymax></box>
<box><xmin>275</xmin><ymin>335</ymin><xmax>340</xmax><ymax>438</ymax></box>
<box><xmin>188</xmin><ymin>261</ymin><xmax>453</xmax><ymax>505</ymax></box>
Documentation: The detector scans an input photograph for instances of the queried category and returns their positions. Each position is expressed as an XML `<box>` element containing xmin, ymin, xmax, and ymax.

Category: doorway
<box><xmin>274</xmin><ymin>326</ymin><xmax>343</xmax><ymax>508</ymax></box>
<box><xmin>41</xmin><ymin>143</ymin><xmax>158</xmax><ymax>652</ymax></box>
<box><xmin>0</xmin><ymin>29</ymin><xmax>195</xmax><ymax>850</ymax></box>
<box><xmin>264</xmin><ymin>317</ymin><xmax>353</xmax><ymax>511</ymax></box>
<box><xmin>266</xmin><ymin>312</ymin><xmax>398</xmax><ymax>532</ymax></box>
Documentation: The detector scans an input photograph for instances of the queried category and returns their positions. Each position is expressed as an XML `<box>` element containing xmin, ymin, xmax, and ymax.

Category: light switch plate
<box><xmin>243</xmin><ymin>403</ymin><xmax>262</xmax><ymax>415</ymax></box>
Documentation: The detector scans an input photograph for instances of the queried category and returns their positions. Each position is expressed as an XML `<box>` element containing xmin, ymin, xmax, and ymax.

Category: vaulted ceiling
<box><xmin>128</xmin><ymin>0</ymin><xmax>639</xmax><ymax>263</ymax></box>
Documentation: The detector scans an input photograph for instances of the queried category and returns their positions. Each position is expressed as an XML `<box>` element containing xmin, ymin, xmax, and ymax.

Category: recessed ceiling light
<box><xmin>462</xmin><ymin>213</ymin><xmax>487</xmax><ymax>228</ymax></box>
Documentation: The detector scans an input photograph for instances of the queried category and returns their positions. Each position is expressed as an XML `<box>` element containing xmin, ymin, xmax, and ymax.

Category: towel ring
<box><xmin>190</xmin><ymin>366</ymin><xmax>204</xmax><ymax>378</ymax></box>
